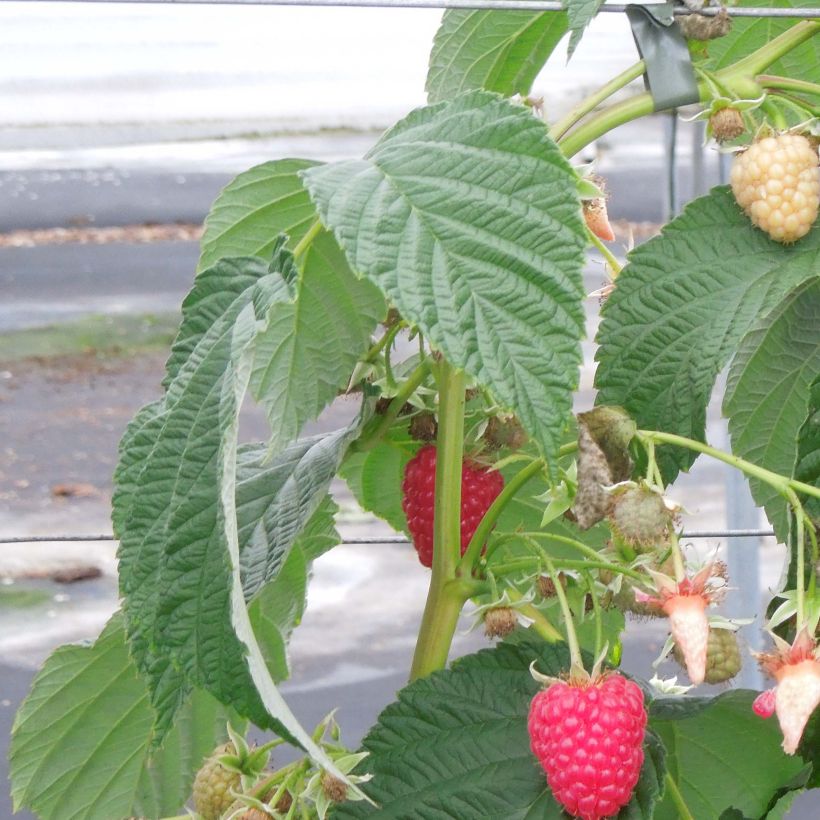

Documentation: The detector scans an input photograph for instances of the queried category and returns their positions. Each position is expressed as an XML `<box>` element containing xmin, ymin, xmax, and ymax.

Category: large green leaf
<box><xmin>335</xmin><ymin>639</ymin><xmax>665</xmax><ymax>819</ymax></box>
<box><xmin>249</xmin><ymin>228</ymin><xmax>385</xmax><ymax>454</ymax></box>
<box><xmin>198</xmin><ymin>158</ymin><xmax>320</xmax><ymax>271</ymax></box>
<box><xmin>304</xmin><ymin>91</ymin><xmax>587</xmax><ymax>466</ymax></box>
<box><xmin>595</xmin><ymin>187</ymin><xmax>820</xmax><ymax>481</ymax></box>
<box><xmin>795</xmin><ymin>375</ymin><xmax>820</xmax><ymax>525</ymax></box>
<box><xmin>10</xmin><ymin>614</ymin><xmax>230</xmax><ymax>820</ymax></box>
<box><xmin>650</xmin><ymin>691</ymin><xmax>808</xmax><ymax>819</ymax></box>
<box><xmin>426</xmin><ymin>10</ymin><xmax>568</xmax><ymax>103</ymax></box>
<box><xmin>724</xmin><ymin>278</ymin><xmax>820</xmax><ymax>542</ymax></box>
<box><xmin>114</xmin><ymin>249</ymin><xmax>361</xmax><ymax>782</ymax></box>
<box><xmin>693</xmin><ymin>0</ymin><xmax>820</xmax><ymax>85</ymax></box>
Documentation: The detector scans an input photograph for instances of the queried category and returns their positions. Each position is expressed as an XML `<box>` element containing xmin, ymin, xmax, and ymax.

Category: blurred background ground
<box><xmin>0</xmin><ymin>3</ymin><xmax>815</xmax><ymax>818</ymax></box>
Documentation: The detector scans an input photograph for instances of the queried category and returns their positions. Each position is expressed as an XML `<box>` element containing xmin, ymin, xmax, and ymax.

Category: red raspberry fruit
<box><xmin>401</xmin><ymin>444</ymin><xmax>504</xmax><ymax>568</ymax></box>
<box><xmin>528</xmin><ymin>673</ymin><xmax>647</xmax><ymax>820</ymax></box>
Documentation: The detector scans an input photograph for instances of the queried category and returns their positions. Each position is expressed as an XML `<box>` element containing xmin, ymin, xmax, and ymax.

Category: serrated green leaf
<box><xmin>795</xmin><ymin>376</ymin><xmax>820</xmax><ymax>525</ymax></box>
<box><xmin>305</xmin><ymin>91</ymin><xmax>587</xmax><ymax>466</ymax></box>
<box><xmin>567</xmin><ymin>0</ymin><xmax>605</xmax><ymax>58</ymax></box>
<box><xmin>595</xmin><ymin>187</ymin><xmax>820</xmax><ymax>482</ymax></box>
<box><xmin>335</xmin><ymin>639</ymin><xmax>664</xmax><ymax>819</ymax></box>
<box><xmin>249</xmin><ymin>228</ymin><xmax>385</xmax><ymax>454</ymax></box>
<box><xmin>198</xmin><ymin>158</ymin><xmax>320</xmax><ymax>271</ymax></box>
<box><xmin>650</xmin><ymin>690</ymin><xmax>807</xmax><ymax>819</ymax></box>
<box><xmin>114</xmin><ymin>253</ymin><xmax>361</xmax><ymax>784</ymax></box>
<box><xmin>724</xmin><ymin>278</ymin><xmax>820</xmax><ymax>542</ymax></box>
<box><xmin>9</xmin><ymin>614</ymin><xmax>231</xmax><ymax>820</ymax></box>
<box><xmin>426</xmin><ymin>10</ymin><xmax>568</xmax><ymax>103</ymax></box>
<box><xmin>693</xmin><ymin>0</ymin><xmax>820</xmax><ymax>86</ymax></box>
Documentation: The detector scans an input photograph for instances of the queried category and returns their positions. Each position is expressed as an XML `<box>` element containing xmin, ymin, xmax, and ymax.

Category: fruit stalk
<box><xmin>458</xmin><ymin>458</ymin><xmax>545</xmax><ymax>573</ymax></box>
<box><xmin>638</xmin><ymin>430</ymin><xmax>820</xmax><ymax>502</ymax></box>
<box><xmin>409</xmin><ymin>360</ymin><xmax>467</xmax><ymax>680</ymax></box>
<box><xmin>664</xmin><ymin>772</ymin><xmax>695</xmax><ymax>820</ymax></box>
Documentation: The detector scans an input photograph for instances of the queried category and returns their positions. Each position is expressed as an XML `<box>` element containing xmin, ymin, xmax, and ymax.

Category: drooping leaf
<box><xmin>693</xmin><ymin>0</ymin><xmax>820</xmax><ymax>86</ymax></box>
<box><xmin>9</xmin><ymin>614</ymin><xmax>231</xmax><ymax>820</ymax></box>
<box><xmin>114</xmin><ymin>251</ymin><xmax>361</xmax><ymax>782</ymax></box>
<box><xmin>426</xmin><ymin>10</ymin><xmax>568</xmax><ymax>103</ymax></box>
<box><xmin>650</xmin><ymin>691</ymin><xmax>808</xmax><ymax>819</ymax></box>
<box><xmin>237</xmin><ymin>433</ymin><xmax>355</xmax><ymax>600</ymax></box>
<box><xmin>595</xmin><ymin>187</ymin><xmax>820</xmax><ymax>482</ymax></box>
<box><xmin>247</xmin><ymin>496</ymin><xmax>338</xmax><ymax>682</ymax></box>
<box><xmin>795</xmin><ymin>375</ymin><xmax>820</xmax><ymax>526</ymax></box>
<box><xmin>305</xmin><ymin>91</ymin><xmax>587</xmax><ymax>466</ymax></box>
<box><xmin>566</xmin><ymin>0</ymin><xmax>605</xmax><ymax>58</ymax></box>
<box><xmin>249</xmin><ymin>228</ymin><xmax>385</xmax><ymax>454</ymax></box>
<box><xmin>335</xmin><ymin>639</ymin><xmax>665</xmax><ymax>819</ymax></box>
<box><xmin>198</xmin><ymin>158</ymin><xmax>320</xmax><ymax>271</ymax></box>
<box><xmin>724</xmin><ymin>278</ymin><xmax>820</xmax><ymax>542</ymax></box>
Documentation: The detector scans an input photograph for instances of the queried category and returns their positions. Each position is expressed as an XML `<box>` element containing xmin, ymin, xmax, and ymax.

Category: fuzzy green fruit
<box><xmin>673</xmin><ymin>627</ymin><xmax>742</xmax><ymax>684</ymax></box>
<box><xmin>192</xmin><ymin>743</ymin><xmax>241</xmax><ymax>820</ymax></box>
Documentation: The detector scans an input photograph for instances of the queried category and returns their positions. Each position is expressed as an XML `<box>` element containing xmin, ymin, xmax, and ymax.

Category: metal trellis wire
<box><xmin>7</xmin><ymin>0</ymin><xmax>820</xmax><ymax>17</ymax></box>
<box><xmin>0</xmin><ymin>530</ymin><xmax>777</xmax><ymax>544</ymax></box>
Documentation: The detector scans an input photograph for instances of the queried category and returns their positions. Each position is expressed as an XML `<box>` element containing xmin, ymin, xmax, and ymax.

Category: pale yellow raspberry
<box><xmin>730</xmin><ymin>133</ymin><xmax>819</xmax><ymax>243</ymax></box>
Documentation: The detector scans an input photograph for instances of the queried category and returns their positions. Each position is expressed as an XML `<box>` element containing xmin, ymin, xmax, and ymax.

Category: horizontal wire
<box><xmin>7</xmin><ymin>0</ymin><xmax>820</xmax><ymax>17</ymax></box>
<box><xmin>0</xmin><ymin>529</ymin><xmax>776</xmax><ymax>544</ymax></box>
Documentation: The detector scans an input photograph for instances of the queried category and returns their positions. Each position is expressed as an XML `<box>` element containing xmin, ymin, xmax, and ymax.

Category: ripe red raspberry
<box><xmin>401</xmin><ymin>445</ymin><xmax>504</xmax><ymax>568</ymax></box>
<box><xmin>528</xmin><ymin>673</ymin><xmax>646</xmax><ymax>820</ymax></box>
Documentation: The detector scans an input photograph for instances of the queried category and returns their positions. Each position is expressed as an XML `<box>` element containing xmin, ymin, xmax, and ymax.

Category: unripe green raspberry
<box><xmin>730</xmin><ymin>134</ymin><xmax>819</xmax><ymax>243</ymax></box>
<box><xmin>192</xmin><ymin>743</ymin><xmax>241</xmax><ymax>820</ymax></box>
<box><xmin>673</xmin><ymin>627</ymin><xmax>742</xmax><ymax>684</ymax></box>
<box><xmin>608</xmin><ymin>483</ymin><xmax>674</xmax><ymax>552</ymax></box>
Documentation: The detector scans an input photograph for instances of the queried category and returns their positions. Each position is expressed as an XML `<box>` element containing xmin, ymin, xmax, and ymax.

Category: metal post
<box><xmin>722</xmin><ymin>423</ymin><xmax>765</xmax><ymax>690</ymax></box>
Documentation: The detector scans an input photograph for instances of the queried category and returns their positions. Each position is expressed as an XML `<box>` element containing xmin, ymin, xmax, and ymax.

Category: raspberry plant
<box><xmin>9</xmin><ymin>5</ymin><xmax>820</xmax><ymax>819</ymax></box>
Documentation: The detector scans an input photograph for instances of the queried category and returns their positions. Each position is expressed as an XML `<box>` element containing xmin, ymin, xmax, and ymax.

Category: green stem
<box><xmin>581</xmin><ymin>570</ymin><xmax>603</xmax><ymax>661</ymax></box>
<box><xmin>638</xmin><ymin>430</ymin><xmax>820</xmax><ymax>502</ymax></box>
<box><xmin>490</xmin><ymin>554</ymin><xmax>644</xmax><ymax>583</ymax></box>
<box><xmin>517</xmin><ymin>531</ymin><xmax>612</xmax><ymax>565</ymax></box>
<box><xmin>723</xmin><ymin>21</ymin><xmax>820</xmax><ymax>86</ymax></box>
<box><xmin>351</xmin><ymin>360</ymin><xmax>430</xmax><ymax>453</ymax></box>
<box><xmin>506</xmin><ymin>587</ymin><xmax>563</xmax><ymax>643</ymax></box>
<box><xmin>586</xmin><ymin>227</ymin><xmax>623</xmax><ymax>277</ymax></box>
<box><xmin>558</xmin><ymin>21</ymin><xmax>819</xmax><ymax>159</ymax></box>
<box><xmin>664</xmin><ymin>772</ymin><xmax>695</xmax><ymax>820</ymax></box>
<box><xmin>789</xmin><ymin>491</ymin><xmax>806</xmax><ymax>627</ymax></box>
<box><xmin>549</xmin><ymin>60</ymin><xmax>646</xmax><ymax>141</ymax></box>
<box><xmin>363</xmin><ymin>321</ymin><xmax>404</xmax><ymax>364</ymax></box>
<box><xmin>770</xmin><ymin>90</ymin><xmax>820</xmax><ymax>119</ymax></box>
<box><xmin>409</xmin><ymin>361</ymin><xmax>467</xmax><ymax>680</ymax></box>
<box><xmin>292</xmin><ymin>218</ymin><xmax>323</xmax><ymax>260</ymax></box>
<box><xmin>459</xmin><ymin>458</ymin><xmax>545</xmax><ymax>574</ymax></box>
<box><xmin>559</xmin><ymin>91</ymin><xmax>656</xmax><ymax>159</ymax></box>
<box><xmin>758</xmin><ymin>74</ymin><xmax>820</xmax><ymax>98</ymax></box>
<box><xmin>536</xmin><ymin>547</ymin><xmax>583</xmax><ymax>668</ymax></box>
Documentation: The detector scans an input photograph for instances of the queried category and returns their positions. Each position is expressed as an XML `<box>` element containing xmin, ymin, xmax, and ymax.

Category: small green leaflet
<box><xmin>9</xmin><ymin>614</ymin><xmax>231</xmax><ymax>820</ymax></box>
<box><xmin>595</xmin><ymin>187</ymin><xmax>820</xmax><ymax>483</ymax></box>
<box><xmin>649</xmin><ymin>691</ymin><xmax>808</xmax><ymax>819</ymax></box>
<box><xmin>304</xmin><ymin>91</ymin><xmax>587</xmax><ymax>469</ymax></box>
<box><xmin>335</xmin><ymin>639</ymin><xmax>665</xmax><ymax>819</ymax></box>
<box><xmin>198</xmin><ymin>158</ymin><xmax>320</xmax><ymax>271</ymax></box>
<box><xmin>724</xmin><ymin>277</ymin><xmax>820</xmax><ymax>542</ymax></box>
<box><xmin>426</xmin><ymin>10</ymin><xmax>568</xmax><ymax>103</ymax></box>
<box><xmin>566</xmin><ymin>0</ymin><xmax>605</xmax><ymax>58</ymax></box>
